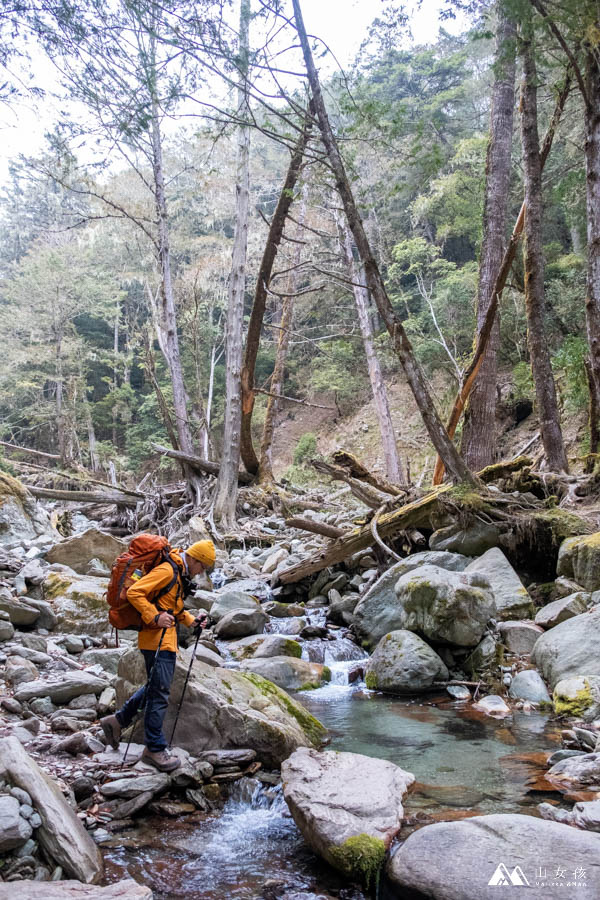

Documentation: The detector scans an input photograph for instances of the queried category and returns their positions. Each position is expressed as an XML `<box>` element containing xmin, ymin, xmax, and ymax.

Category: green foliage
<box><xmin>293</xmin><ymin>432</ymin><xmax>317</xmax><ymax>466</ymax></box>
<box><xmin>553</xmin><ymin>336</ymin><xmax>589</xmax><ymax>411</ymax></box>
<box><xmin>512</xmin><ymin>361</ymin><xmax>535</xmax><ymax>401</ymax></box>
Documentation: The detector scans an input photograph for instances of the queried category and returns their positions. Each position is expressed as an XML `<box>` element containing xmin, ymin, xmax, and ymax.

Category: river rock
<box><xmin>262</xmin><ymin>548</ymin><xmax>289</xmax><ymax>574</ymax></box>
<box><xmin>364</xmin><ymin>630</ymin><xmax>448</xmax><ymax>694</ymax></box>
<box><xmin>497</xmin><ymin>620</ymin><xmax>543</xmax><ymax>655</ymax></box>
<box><xmin>0</xmin><ymin>880</ymin><xmax>152</xmax><ymax>899</ymax></box>
<box><xmin>5</xmin><ymin>655</ymin><xmax>39</xmax><ymax>686</ymax></box>
<box><xmin>547</xmin><ymin>751</ymin><xmax>600</xmax><ymax>785</ymax></box>
<box><xmin>535</xmin><ymin>592</ymin><xmax>589</xmax><ymax>629</ymax></box>
<box><xmin>14</xmin><ymin>670</ymin><xmax>108</xmax><ymax>703</ymax></box>
<box><xmin>395</xmin><ymin>565</ymin><xmax>495</xmax><ymax>648</ymax></box>
<box><xmin>79</xmin><ymin>647</ymin><xmax>127</xmax><ymax>675</ymax></box>
<box><xmin>193</xmin><ymin>645</ymin><xmax>223</xmax><ymax>667</ymax></box>
<box><xmin>42</xmin><ymin>570</ymin><xmax>109</xmax><ymax>635</ymax></box>
<box><xmin>45</xmin><ymin>528</ymin><xmax>126</xmax><ymax>575</ymax></box>
<box><xmin>228</xmin><ymin>634</ymin><xmax>302</xmax><ymax>660</ymax></box>
<box><xmin>262</xmin><ymin>600</ymin><xmax>305</xmax><ymax>618</ymax></box>
<box><xmin>0</xmin><ymin>736</ymin><xmax>103</xmax><ymax>882</ymax></box>
<box><xmin>552</xmin><ymin>675</ymin><xmax>600</xmax><ymax>720</ymax></box>
<box><xmin>532</xmin><ymin>608</ymin><xmax>600</xmax><ymax>688</ymax></box>
<box><xmin>387</xmin><ymin>813</ymin><xmax>600</xmax><ymax>899</ymax></box>
<box><xmin>508</xmin><ymin>670</ymin><xmax>551</xmax><ymax>703</ymax></box>
<box><xmin>326</xmin><ymin>591</ymin><xmax>360</xmax><ymax>626</ymax></box>
<box><xmin>539</xmin><ymin>798</ymin><xmax>600</xmax><ymax>831</ymax></box>
<box><xmin>0</xmin><ymin>590</ymin><xmax>40</xmax><ymax>625</ymax></box>
<box><xmin>240</xmin><ymin>657</ymin><xmax>330</xmax><ymax>691</ymax></box>
<box><xmin>214</xmin><ymin>607</ymin><xmax>268</xmax><ymax>638</ymax></box>
<box><xmin>465</xmin><ymin>548</ymin><xmax>533</xmax><ymax>620</ymax></box>
<box><xmin>430</xmin><ymin>522</ymin><xmax>499</xmax><ymax>556</ymax></box>
<box><xmin>209</xmin><ymin>591</ymin><xmax>263</xmax><ymax>623</ymax></box>
<box><xmin>0</xmin><ymin>611</ymin><xmax>14</xmax><ymax>642</ymax></box>
<box><xmin>473</xmin><ymin>694</ymin><xmax>511</xmax><ymax>716</ymax></box>
<box><xmin>281</xmin><ymin>747</ymin><xmax>414</xmax><ymax>887</ymax></box>
<box><xmin>116</xmin><ymin>647</ymin><xmax>326</xmax><ymax>766</ymax></box>
<box><xmin>0</xmin><ymin>472</ymin><xmax>58</xmax><ymax>548</ymax></box>
<box><xmin>100</xmin><ymin>773</ymin><xmax>170</xmax><ymax>799</ymax></box>
<box><xmin>0</xmin><ymin>794</ymin><xmax>32</xmax><ymax>851</ymax></box>
<box><xmin>557</xmin><ymin>533</ymin><xmax>600</xmax><ymax>591</ymax></box>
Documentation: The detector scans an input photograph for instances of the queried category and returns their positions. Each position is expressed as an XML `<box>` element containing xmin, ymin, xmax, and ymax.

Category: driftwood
<box><xmin>0</xmin><ymin>441</ymin><xmax>61</xmax><ymax>461</ymax></box>
<box><xmin>312</xmin><ymin>460</ymin><xmax>392</xmax><ymax>509</ymax></box>
<box><xmin>285</xmin><ymin>516</ymin><xmax>346</xmax><ymax>539</ymax></box>
<box><xmin>151</xmin><ymin>443</ymin><xmax>253</xmax><ymax>485</ymax></box>
<box><xmin>331</xmin><ymin>450</ymin><xmax>408</xmax><ymax>495</ymax></box>
<box><xmin>11</xmin><ymin>459</ymin><xmax>145</xmax><ymax>499</ymax></box>
<box><xmin>28</xmin><ymin>487</ymin><xmax>139</xmax><ymax>507</ymax></box>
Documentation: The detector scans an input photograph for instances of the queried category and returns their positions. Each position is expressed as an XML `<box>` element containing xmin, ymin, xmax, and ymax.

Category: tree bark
<box><xmin>519</xmin><ymin>29</ymin><xmax>568</xmax><ymax>472</ymax></box>
<box><xmin>584</xmin><ymin>47</ymin><xmax>600</xmax><ymax>457</ymax></box>
<box><xmin>339</xmin><ymin>219</ymin><xmax>406</xmax><ymax>484</ymax></box>
<box><xmin>151</xmin><ymin>442</ymin><xmax>253</xmax><ymax>483</ymax></box>
<box><xmin>291</xmin><ymin>0</ymin><xmax>476</xmax><ymax>487</ymax></box>
<box><xmin>213</xmin><ymin>0</ymin><xmax>251</xmax><ymax>527</ymax></box>
<box><xmin>240</xmin><ymin>107</ymin><xmax>312</xmax><ymax>474</ymax></box>
<box><xmin>461</xmin><ymin>10</ymin><xmax>516</xmax><ymax>470</ymax></box>
<box><xmin>27</xmin><ymin>486</ymin><xmax>138</xmax><ymax>507</ymax></box>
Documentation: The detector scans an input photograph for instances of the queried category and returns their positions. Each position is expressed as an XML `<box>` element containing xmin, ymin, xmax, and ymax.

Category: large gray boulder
<box><xmin>535</xmin><ymin>592</ymin><xmax>589</xmax><ymax>629</ymax></box>
<box><xmin>508</xmin><ymin>669</ymin><xmax>551</xmax><ymax>703</ymax></box>
<box><xmin>496</xmin><ymin>620</ymin><xmax>543</xmax><ymax>655</ymax></box>
<box><xmin>465</xmin><ymin>548</ymin><xmax>533</xmax><ymax>620</ymax></box>
<box><xmin>213</xmin><ymin>606</ymin><xmax>268</xmax><ymax>638</ymax></box>
<box><xmin>239</xmin><ymin>656</ymin><xmax>330</xmax><ymax>691</ymax></box>
<box><xmin>14</xmin><ymin>671</ymin><xmax>108</xmax><ymax>704</ymax></box>
<box><xmin>0</xmin><ymin>737</ymin><xmax>103</xmax><ymax>883</ymax></box>
<box><xmin>557</xmin><ymin>534</ymin><xmax>600</xmax><ymax>591</ymax></box>
<box><xmin>42</xmin><ymin>570</ymin><xmax>109</xmax><ymax>635</ymax></box>
<box><xmin>209</xmin><ymin>591</ymin><xmax>262</xmax><ymax>623</ymax></box>
<box><xmin>0</xmin><ymin>473</ymin><xmax>58</xmax><ymax>548</ymax></box>
<box><xmin>116</xmin><ymin>647</ymin><xmax>326</xmax><ymax>766</ymax></box>
<box><xmin>387</xmin><ymin>813</ymin><xmax>600</xmax><ymax>899</ymax></box>
<box><xmin>532</xmin><ymin>608</ymin><xmax>600</xmax><ymax>688</ymax></box>
<box><xmin>365</xmin><ymin>630</ymin><xmax>448</xmax><ymax>694</ymax></box>
<box><xmin>430</xmin><ymin>522</ymin><xmax>499</xmax><ymax>556</ymax></box>
<box><xmin>354</xmin><ymin>562</ymin><xmax>491</xmax><ymax>650</ymax></box>
<box><xmin>0</xmin><ymin>880</ymin><xmax>151</xmax><ymax>899</ymax></box>
<box><xmin>45</xmin><ymin>528</ymin><xmax>125</xmax><ymax>574</ymax></box>
<box><xmin>547</xmin><ymin>751</ymin><xmax>600</xmax><ymax>785</ymax></box>
<box><xmin>228</xmin><ymin>634</ymin><xmax>302</xmax><ymax>660</ymax></box>
<box><xmin>282</xmin><ymin>747</ymin><xmax>414</xmax><ymax>888</ymax></box>
<box><xmin>539</xmin><ymin>798</ymin><xmax>600</xmax><ymax>832</ymax></box>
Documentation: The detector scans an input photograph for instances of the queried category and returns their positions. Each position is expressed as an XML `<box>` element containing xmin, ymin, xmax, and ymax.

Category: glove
<box><xmin>192</xmin><ymin>613</ymin><xmax>208</xmax><ymax>636</ymax></box>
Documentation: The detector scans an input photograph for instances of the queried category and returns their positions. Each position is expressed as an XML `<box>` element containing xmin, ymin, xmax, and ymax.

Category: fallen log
<box><xmin>477</xmin><ymin>455</ymin><xmax>533</xmax><ymax>484</ymax></box>
<box><xmin>11</xmin><ymin>459</ymin><xmax>145</xmax><ymax>498</ymax></box>
<box><xmin>312</xmin><ymin>459</ymin><xmax>392</xmax><ymax>509</ymax></box>
<box><xmin>285</xmin><ymin>516</ymin><xmax>346</xmax><ymax>539</ymax></box>
<box><xmin>0</xmin><ymin>441</ymin><xmax>60</xmax><ymax>461</ymax></box>
<box><xmin>28</xmin><ymin>487</ymin><xmax>139</xmax><ymax>507</ymax></box>
<box><xmin>151</xmin><ymin>443</ymin><xmax>253</xmax><ymax>485</ymax></box>
<box><xmin>331</xmin><ymin>450</ymin><xmax>408</xmax><ymax>495</ymax></box>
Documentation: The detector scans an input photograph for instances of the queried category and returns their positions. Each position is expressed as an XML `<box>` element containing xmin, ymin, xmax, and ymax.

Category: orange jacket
<box><xmin>126</xmin><ymin>549</ymin><xmax>195</xmax><ymax>652</ymax></box>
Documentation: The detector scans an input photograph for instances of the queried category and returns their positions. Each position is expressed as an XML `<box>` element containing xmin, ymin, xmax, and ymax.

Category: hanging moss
<box><xmin>329</xmin><ymin>834</ymin><xmax>386</xmax><ymax>889</ymax></box>
<box><xmin>365</xmin><ymin>670</ymin><xmax>378</xmax><ymax>690</ymax></box>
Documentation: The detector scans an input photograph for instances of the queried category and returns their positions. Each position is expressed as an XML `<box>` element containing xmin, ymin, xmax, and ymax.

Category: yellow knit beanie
<box><xmin>185</xmin><ymin>539</ymin><xmax>216</xmax><ymax>569</ymax></box>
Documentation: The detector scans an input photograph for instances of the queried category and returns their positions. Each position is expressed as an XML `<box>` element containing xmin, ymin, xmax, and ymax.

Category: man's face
<box><xmin>186</xmin><ymin>555</ymin><xmax>205</xmax><ymax>579</ymax></box>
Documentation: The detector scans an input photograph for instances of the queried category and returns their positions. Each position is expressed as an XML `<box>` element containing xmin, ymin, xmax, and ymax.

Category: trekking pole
<box><xmin>121</xmin><ymin>625</ymin><xmax>167</xmax><ymax>769</ymax></box>
<box><xmin>168</xmin><ymin>623</ymin><xmax>202</xmax><ymax>748</ymax></box>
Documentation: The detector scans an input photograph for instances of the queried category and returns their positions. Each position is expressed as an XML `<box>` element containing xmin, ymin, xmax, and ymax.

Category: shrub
<box><xmin>293</xmin><ymin>432</ymin><xmax>317</xmax><ymax>466</ymax></box>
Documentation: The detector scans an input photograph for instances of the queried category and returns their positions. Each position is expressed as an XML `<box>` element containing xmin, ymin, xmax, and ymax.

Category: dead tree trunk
<box><xmin>519</xmin><ymin>28</ymin><xmax>568</xmax><ymax>472</ymax></box>
<box><xmin>461</xmin><ymin>11</ymin><xmax>516</xmax><ymax>470</ymax></box>
<box><xmin>584</xmin><ymin>49</ymin><xmax>600</xmax><ymax>460</ymax></box>
<box><xmin>292</xmin><ymin>0</ymin><xmax>476</xmax><ymax>487</ymax></box>
<box><xmin>213</xmin><ymin>0</ymin><xmax>251</xmax><ymax>528</ymax></box>
<box><xmin>240</xmin><ymin>107</ymin><xmax>312</xmax><ymax>475</ymax></box>
<box><xmin>339</xmin><ymin>219</ymin><xmax>406</xmax><ymax>484</ymax></box>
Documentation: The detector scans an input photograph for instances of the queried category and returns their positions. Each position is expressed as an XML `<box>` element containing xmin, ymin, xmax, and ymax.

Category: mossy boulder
<box><xmin>364</xmin><ymin>630</ymin><xmax>448</xmax><ymax>694</ymax></box>
<box><xmin>552</xmin><ymin>675</ymin><xmax>600</xmax><ymax>721</ymax></box>
<box><xmin>0</xmin><ymin>472</ymin><xmax>58</xmax><ymax>548</ymax></box>
<box><xmin>116</xmin><ymin>648</ymin><xmax>326</xmax><ymax>765</ymax></box>
<box><xmin>557</xmin><ymin>533</ymin><xmax>600</xmax><ymax>591</ymax></box>
<box><xmin>532</xmin><ymin>607</ymin><xmax>600</xmax><ymax>689</ymax></box>
<box><xmin>239</xmin><ymin>656</ymin><xmax>331</xmax><ymax>691</ymax></box>
<box><xmin>42</xmin><ymin>570</ymin><xmax>109</xmax><ymax>636</ymax></box>
<box><xmin>227</xmin><ymin>634</ymin><xmax>302</xmax><ymax>660</ymax></box>
<box><xmin>281</xmin><ymin>747</ymin><xmax>414</xmax><ymax>888</ymax></box>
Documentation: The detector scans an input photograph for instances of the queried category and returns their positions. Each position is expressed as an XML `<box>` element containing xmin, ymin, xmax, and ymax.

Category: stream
<box><xmin>104</xmin><ymin>605</ymin><xmax>563</xmax><ymax>899</ymax></box>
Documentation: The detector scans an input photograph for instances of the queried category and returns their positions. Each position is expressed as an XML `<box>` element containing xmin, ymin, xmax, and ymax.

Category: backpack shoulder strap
<box><xmin>153</xmin><ymin>555</ymin><xmax>182</xmax><ymax>608</ymax></box>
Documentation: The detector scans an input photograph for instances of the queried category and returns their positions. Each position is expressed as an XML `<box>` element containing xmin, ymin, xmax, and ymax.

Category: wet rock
<box><xmin>42</xmin><ymin>571</ymin><xmax>109</xmax><ymax>636</ymax></box>
<box><xmin>446</xmin><ymin>685</ymin><xmax>471</xmax><ymax>700</ymax></box>
<box><xmin>547</xmin><ymin>752</ymin><xmax>600</xmax><ymax>785</ymax></box>
<box><xmin>0</xmin><ymin>473</ymin><xmax>59</xmax><ymax>548</ymax></box>
<box><xmin>547</xmin><ymin>749</ymin><xmax>586</xmax><ymax>766</ymax></box>
<box><xmin>100</xmin><ymin>773</ymin><xmax>170</xmax><ymax>799</ymax></box>
<box><xmin>574</xmin><ymin>727</ymin><xmax>598</xmax><ymax>751</ymax></box>
<box><xmin>116</xmin><ymin>647</ymin><xmax>327</xmax><ymax>766</ymax></box>
<box><xmin>0</xmin><ymin>736</ymin><xmax>103</xmax><ymax>883</ymax></box>
<box><xmin>535</xmin><ymin>592</ymin><xmax>590</xmax><ymax>629</ymax></box>
<box><xmin>387</xmin><ymin>813</ymin><xmax>600</xmax><ymax>899</ymax></box>
<box><xmin>497</xmin><ymin>621</ymin><xmax>544</xmax><ymax>655</ymax></box>
<box><xmin>430</xmin><ymin>522</ymin><xmax>499</xmax><ymax>556</ymax></box>
<box><xmin>281</xmin><ymin>747</ymin><xmax>414</xmax><ymax>887</ymax></box>
<box><xmin>557</xmin><ymin>533</ymin><xmax>600</xmax><ymax>591</ymax></box>
<box><xmin>209</xmin><ymin>591</ymin><xmax>263</xmax><ymax>623</ymax></box>
<box><xmin>214</xmin><ymin>607</ymin><xmax>268</xmax><ymax>639</ymax></box>
<box><xmin>186</xmin><ymin>787</ymin><xmax>209</xmax><ymax>810</ymax></box>
<box><xmin>473</xmin><ymin>695</ymin><xmax>511</xmax><ymax>717</ymax></box>
<box><xmin>326</xmin><ymin>590</ymin><xmax>360</xmax><ymax>627</ymax></box>
<box><xmin>299</xmin><ymin>624</ymin><xmax>328</xmax><ymax>639</ymax></box>
<box><xmin>465</xmin><ymin>548</ymin><xmax>534</xmax><ymax>620</ymax></box>
<box><xmin>0</xmin><ymin>880</ymin><xmax>152</xmax><ymax>898</ymax></box>
<box><xmin>228</xmin><ymin>634</ymin><xmax>302</xmax><ymax>660</ymax></box>
<box><xmin>45</xmin><ymin>528</ymin><xmax>126</xmax><ymax>575</ymax></box>
<box><xmin>539</xmin><ymin>798</ymin><xmax>600</xmax><ymax>831</ymax></box>
<box><xmin>0</xmin><ymin>795</ymin><xmax>32</xmax><ymax>851</ymax></box>
<box><xmin>240</xmin><ymin>656</ymin><xmax>331</xmax><ymax>691</ymax></box>
<box><xmin>14</xmin><ymin>671</ymin><xmax>108</xmax><ymax>704</ymax></box>
<box><xmin>552</xmin><ymin>675</ymin><xmax>600</xmax><ymax>720</ymax></box>
<box><xmin>364</xmin><ymin>630</ymin><xmax>448</xmax><ymax>694</ymax></box>
<box><xmin>508</xmin><ymin>670</ymin><xmax>551</xmax><ymax>703</ymax></box>
<box><xmin>263</xmin><ymin>601</ymin><xmax>305</xmax><ymax>618</ymax></box>
<box><xmin>532</xmin><ymin>608</ymin><xmax>600</xmax><ymax>688</ymax></box>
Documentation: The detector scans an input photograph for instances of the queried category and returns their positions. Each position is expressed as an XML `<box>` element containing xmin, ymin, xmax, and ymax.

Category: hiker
<box><xmin>100</xmin><ymin>539</ymin><xmax>216</xmax><ymax>772</ymax></box>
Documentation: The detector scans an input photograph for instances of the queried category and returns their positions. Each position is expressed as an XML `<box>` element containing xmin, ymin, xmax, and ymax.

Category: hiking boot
<box><xmin>100</xmin><ymin>714</ymin><xmax>121</xmax><ymax>751</ymax></box>
<box><xmin>142</xmin><ymin>747</ymin><xmax>181</xmax><ymax>772</ymax></box>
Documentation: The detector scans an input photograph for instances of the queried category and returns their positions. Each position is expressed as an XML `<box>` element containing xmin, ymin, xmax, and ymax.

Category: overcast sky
<box><xmin>0</xmin><ymin>0</ymin><xmax>469</xmax><ymax>184</ymax></box>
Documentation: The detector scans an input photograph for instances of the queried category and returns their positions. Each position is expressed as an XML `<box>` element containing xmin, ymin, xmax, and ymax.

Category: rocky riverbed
<box><xmin>1</xmin><ymin>472</ymin><xmax>600</xmax><ymax>898</ymax></box>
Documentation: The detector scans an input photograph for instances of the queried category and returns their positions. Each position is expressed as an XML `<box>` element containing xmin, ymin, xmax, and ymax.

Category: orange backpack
<box><xmin>106</xmin><ymin>534</ymin><xmax>181</xmax><ymax>631</ymax></box>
